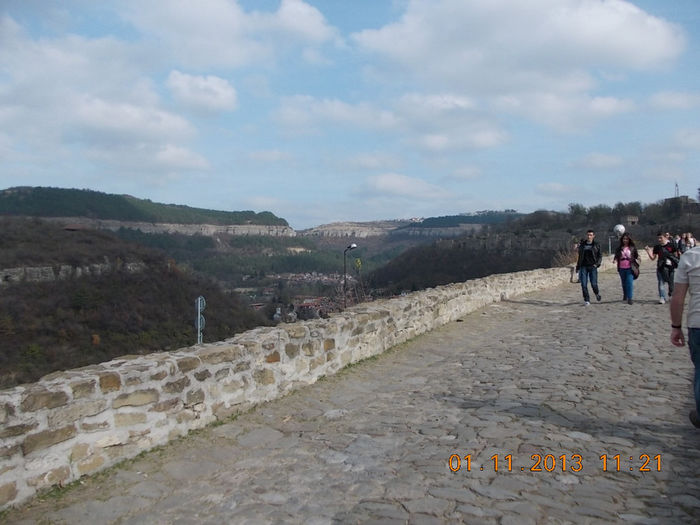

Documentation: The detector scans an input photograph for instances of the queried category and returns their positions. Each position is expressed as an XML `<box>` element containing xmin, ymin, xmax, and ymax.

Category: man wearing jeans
<box><xmin>575</xmin><ymin>230</ymin><xmax>602</xmax><ymax>306</ymax></box>
<box><xmin>670</xmin><ymin>246</ymin><xmax>700</xmax><ymax>428</ymax></box>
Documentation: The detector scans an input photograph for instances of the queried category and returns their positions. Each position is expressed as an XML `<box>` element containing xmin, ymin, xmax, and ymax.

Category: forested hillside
<box><xmin>0</xmin><ymin>186</ymin><xmax>288</xmax><ymax>226</ymax></box>
<box><xmin>0</xmin><ymin>218</ymin><xmax>269</xmax><ymax>388</ymax></box>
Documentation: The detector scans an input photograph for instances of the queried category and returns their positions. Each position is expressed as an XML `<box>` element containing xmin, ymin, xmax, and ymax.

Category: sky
<box><xmin>1</xmin><ymin>0</ymin><xmax>699</xmax><ymax>230</ymax></box>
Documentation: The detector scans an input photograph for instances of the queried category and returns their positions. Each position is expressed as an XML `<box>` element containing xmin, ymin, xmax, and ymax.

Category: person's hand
<box><xmin>671</xmin><ymin>327</ymin><xmax>685</xmax><ymax>347</ymax></box>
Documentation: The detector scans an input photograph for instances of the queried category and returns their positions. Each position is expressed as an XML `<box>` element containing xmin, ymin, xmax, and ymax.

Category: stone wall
<box><xmin>0</xmin><ymin>263</ymin><xmax>604</xmax><ymax>510</ymax></box>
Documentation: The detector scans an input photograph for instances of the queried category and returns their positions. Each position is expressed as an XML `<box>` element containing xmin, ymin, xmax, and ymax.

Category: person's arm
<box><xmin>670</xmin><ymin>282</ymin><xmax>688</xmax><ymax>347</ymax></box>
<box><xmin>644</xmin><ymin>245</ymin><xmax>656</xmax><ymax>260</ymax></box>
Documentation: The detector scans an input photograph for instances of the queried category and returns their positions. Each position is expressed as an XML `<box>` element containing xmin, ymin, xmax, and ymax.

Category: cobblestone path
<box><xmin>5</xmin><ymin>260</ymin><xmax>700</xmax><ymax>524</ymax></box>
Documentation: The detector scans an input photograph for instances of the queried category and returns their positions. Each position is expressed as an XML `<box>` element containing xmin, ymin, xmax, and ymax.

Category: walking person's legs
<box><xmin>657</xmin><ymin>269</ymin><xmax>667</xmax><ymax>303</ymax></box>
<box><xmin>579</xmin><ymin>267</ymin><xmax>590</xmax><ymax>303</ymax></box>
<box><xmin>590</xmin><ymin>266</ymin><xmax>601</xmax><ymax>301</ymax></box>
<box><xmin>622</xmin><ymin>268</ymin><xmax>634</xmax><ymax>303</ymax></box>
<box><xmin>618</xmin><ymin>269</ymin><xmax>627</xmax><ymax>300</ymax></box>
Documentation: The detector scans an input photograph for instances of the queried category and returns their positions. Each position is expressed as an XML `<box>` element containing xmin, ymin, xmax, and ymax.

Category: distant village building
<box><xmin>623</xmin><ymin>215</ymin><xmax>639</xmax><ymax>226</ymax></box>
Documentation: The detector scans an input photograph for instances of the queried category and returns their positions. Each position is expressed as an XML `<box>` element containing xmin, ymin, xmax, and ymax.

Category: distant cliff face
<box><xmin>42</xmin><ymin>217</ymin><xmax>297</xmax><ymax>237</ymax></box>
<box><xmin>40</xmin><ymin>216</ymin><xmax>483</xmax><ymax>239</ymax></box>
<box><xmin>299</xmin><ymin>221</ymin><xmax>408</xmax><ymax>238</ymax></box>
<box><xmin>391</xmin><ymin>224</ymin><xmax>483</xmax><ymax>237</ymax></box>
<box><xmin>0</xmin><ymin>259</ymin><xmax>147</xmax><ymax>286</ymax></box>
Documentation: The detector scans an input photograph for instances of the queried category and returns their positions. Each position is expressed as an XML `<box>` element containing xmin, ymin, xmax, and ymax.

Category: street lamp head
<box><xmin>345</xmin><ymin>243</ymin><xmax>357</xmax><ymax>253</ymax></box>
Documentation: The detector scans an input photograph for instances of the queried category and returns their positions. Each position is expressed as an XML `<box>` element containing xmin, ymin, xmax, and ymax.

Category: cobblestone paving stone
<box><xmin>5</xmin><ymin>260</ymin><xmax>700</xmax><ymax>524</ymax></box>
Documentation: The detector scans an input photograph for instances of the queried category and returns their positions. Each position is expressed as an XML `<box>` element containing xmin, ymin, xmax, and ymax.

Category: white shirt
<box><xmin>675</xmin><ymin>246</ymin><xmax>700</xmax><ymax>328</ymax></box>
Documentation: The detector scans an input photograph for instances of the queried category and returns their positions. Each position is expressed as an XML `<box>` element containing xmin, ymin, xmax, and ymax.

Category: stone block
<box><xmin>0</xmin><ymin>402</ymin><xmax>12</xmax><ymax>424</ymax></box>
<box><xmin>253</xmin><ymin>369</ymin><xmax>275</xmax><ymax>386</ymax></box>
<box><xmin>112</xmin><ymin>389</ymin><xmax>159</xmax><ymax>408</ymax></box>
<box><xmin>284</xmin><ymin>325</ymin><xmax>308</xmax><ymax>339</ymax></box>
<box><xmin>285</xmin><ymin>343</ymin><xmax>300</xmax><ymax>358</ymax></box>
<box><xmin>323</xmin><ymin>339</ymin><xmax>335</xmax><ymax>351</ymax></box>
<box><xmin>152</xmin><ymin>398</ymin><xmax>181</xmax><ymax>412</ymax></box>
<box><xmin>70</xmin><ymin>380</ymin><xmax>96</xmax><ymax>399</ymax></box>
<box><xmin>77</xmin><ymin>454</ymin><xmax>105</xmax><ymax>475</ymax></box>
<box><xmin>71</xmin><ymin>442</ymin><xmax>90</xmax><ymax>462</ymax></box>
<box><xmin>0</xmin><ymin>482</ymin><xmax>18</xmax><ymax>506</ymax></box>
<box><xmin>302</xmin><ymin>341</ymin><xmax>319</xmax><ymax>356</ymax></box>
<box><xmin>199</xmin><ymin>347</ymin><xmax>242</xmax><ymax>364</ymax></box>
<box><xmin>234</xmin><ymin>361</ymin><xmax>251</xmax><ymax>373</ymax></box>
<box><xmin>0</xmin><ymin>422</ymin><xmax>38</xmax><ymax>439</ymax></box>
<box><xmin>176</xmin><ymin>410</ymin><xmax>196</xmax><ymax>423</ymax></box>
<box><xmin>266</xmin><ymin>351</ymin><xmax>281</xmax><ymax>363</ymax></box>
<box><xmin>99</xmin><ymin>372</ymin><xmax>121</xmax><ymax>393</ymax></box>
<box><xmin>22</xmin><ymin>425</ymin><xmax>77</xmax><ymax>455</ymax></box>
<box><xmin>222</xmin><ymin>379</ymin><xmax>245</xmax><ymax>393</ymax></box>
<box><xmin>163</xmin><ymin>376</ymin><xmax>190</xmax><ymax>393</ymax></box>
<box><xmin>48</xmin><ymin>399</ymin><xmax>107</xmax><ymax>427</ymax></box>
<box><xmin>81</xmin><ymin>420</ymin><xmax>110</xmax><ymax>432</ymax></box>
<box><xmin>309</xmin><ymin>355</ymin><xmax>325</xmax><ymax>370</ymax></box>
<box><xmin>0</xmin><ymin>444</ymin><xmax>21</xmax><ymax>459</ymax></box>
<box><xmin>150</xmin><ymin>370</ymin><xmax>167</xmax><ymax>381</ymax></box>
<box><xmin>186</xmin><ymin>389</ymin><xmax>205</xmax><ymax>406</ymax></box>
<box><xmin>177</xmin><ymin>357</ymin><xmax>201</xmax><ymax>372</ymax></box>
<box><xmin>215</xmin><ymin>368</ymin><xmax>230</xmax><ymax>380</ymax></box>
<box><xmin>95</xmin><ymin>435</ymin><xmax>122</xmax><ymax>448</ymax></box>
<box><xmin>114</xmin><ymin>412</ymin><xmax>147</xmax><ymax>427</ymax></box>
<box><xmin>125</xmin><ymin>376</ymin><xmax>143</xmax><ymax>387</ymax></box>
<box><xmin>20</xmin><ymin>389</ymin><xmax>69</xmax><ymax>412</ymax></box>
<box><xmin>194</xmin><ymin>369</ymin><xmax>212</xmax><ymax>381</ymax></box>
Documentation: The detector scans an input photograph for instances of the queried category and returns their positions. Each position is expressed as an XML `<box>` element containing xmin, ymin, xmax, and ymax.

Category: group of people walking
<box><xmin>575</xmin><ymin>229</ymin><xmax>694</xmax><ymax>306</ymax></box>
<box><xmin>575</xmin><ymin>228</ymin><xmax>700</xmax><ymax>429</ymax></box>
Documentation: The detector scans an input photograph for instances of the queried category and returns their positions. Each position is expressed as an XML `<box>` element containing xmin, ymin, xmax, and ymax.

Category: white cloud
<box><xmin>347</xmin><ymin>153</ymin><xmax>401</xmax><ymax>171</ymax></box>
<box><xmin>536</xmin><ymin>182</ymin><xmax>572</xmax><ymax>196</ymax></box>
<box><xmin>166</xmin><ymin>71</ymin><xmax>237</xmax><ymax>112</ymax></box>
<box><xmin>649</xmin><ymin>91</ymin><xmax>700</xmax><ymax>110</ymax></box>
<box><xmin>248</xmin><ymin>149</ymin><xmax>294</xmax><ymax>162</ymax></box>
<box><xmin>269</xmin><ymin>0</ymin><xmax>339</xmax><ymax>44</ymax></box>
<box><xmin>276</xmin><ymin>95</ymin><xmax>398</xmax><ymax>132</ymax></box>
<box><xmin>675</xmin><ymin>129</ymin><xmax>700</xmax><ymax>150</ymax></box>
<box><xmin>496</xmin><ymin>93</ymin><xmax>635</xmax><ymax>131</ymax></box>
<box><xmin>352</xmin><ymin>0</ymin><xmax>682</xmax><ymax>131</ymax></box>
<box><xmin>74</xmin><ymin>96</ymin><xmax>193</xmax><ymax>144</ymax></box>
<box><xmin>352</xmin><ymin>0</ymin><xmax>684</xmax><ymax>88</ymax></box>
<box><xmin>121</xmin><ymin>0</ymin><xmax>339</xmax><ymax>69</ymax></box>
<box><xmin>446</xmin><ymin>166</ymin><xmax>481</xmax><ymax>181</ymax></box>
<box><xmin>361</xmin><ymin>173</ymin><xmax>449</xmax><ymax>200</ymax></box>
<box><xmin>578</xmin><ymin>153</ymin><xmax>624</xmax><ymax>169</ymax></box>
<box><xmin>155</xmin><ymin>144</ymin><xmax>209</xmax><ymax>170</ymax></box>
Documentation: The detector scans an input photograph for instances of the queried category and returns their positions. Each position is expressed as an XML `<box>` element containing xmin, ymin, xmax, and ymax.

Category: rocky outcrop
<box><xmin>391</xmin><ymin>224</ymin><xmax>483</xmax><ymax>237</ymax></box>
<box><xmin>299</xmin><ymin>221</ymin><xmax>410</xmax><ymax>238</ymax></box>
<box><xmin>0</xmin><ymin>260</ymin><xmax>146</xmax><ymax>287</ymax></box>
<box><xmin>41</xmin><ymin>217</ymin><xmax>297</xmax><ymax>237</ymax></box>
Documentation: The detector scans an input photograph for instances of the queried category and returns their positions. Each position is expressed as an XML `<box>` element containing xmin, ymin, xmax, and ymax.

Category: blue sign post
<box><xmin>195</xmin><ymin>295</ymin><xmax>206</xmax><ymax>345</ymax></box>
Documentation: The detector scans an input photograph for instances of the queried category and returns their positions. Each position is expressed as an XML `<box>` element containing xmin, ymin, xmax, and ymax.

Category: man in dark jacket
<box><xmin>576</xmin><ymin>229</ymin><xmax>603</xmax><ymax>305</ymax></box>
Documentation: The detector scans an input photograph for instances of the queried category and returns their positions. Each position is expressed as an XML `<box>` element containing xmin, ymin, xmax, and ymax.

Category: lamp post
<box><xmin>343</xmin><ymin>243</ymin><xmax>357</xmax><ymax>309</ymax></box>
